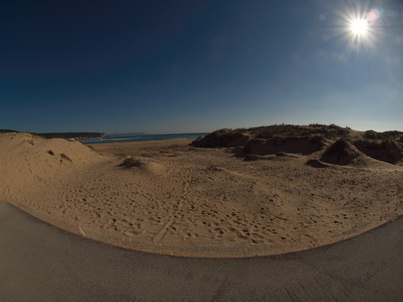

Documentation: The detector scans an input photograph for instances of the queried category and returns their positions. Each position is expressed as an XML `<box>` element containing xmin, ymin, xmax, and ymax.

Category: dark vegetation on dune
<box><xmin>119</xmin><ymin>157</ymin><xmax>141</xmax><ymax>168</ymax></box>
<box><xmin>192</xmin><ymin>124</ymin><xmax>403</xmax><ymax>166</ymax></box>
<box><xmin>0</xmin><ymin>129</ymin><xmax>19</xmax><ymax>133</ymax></box>
<box><xmin>0</xmin><ymin>129</ymin><xmax>107</xmax><ymax>140</ymax></box>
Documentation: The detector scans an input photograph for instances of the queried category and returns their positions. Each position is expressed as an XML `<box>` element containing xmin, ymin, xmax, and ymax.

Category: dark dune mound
<box><xmin>191</xmin><ymin>129</ymin><xmax>249</xmax><ymax>148</ymax></box>
<box><xmin>191</xmin><ymin>124</ymin><xmax>351</xmax><ymax>149</ymax></box>
<box><xmin>244</xmin><ymin>136</ymin><xmax>329</xmax><ymax>157</ymax></box>
<box><xmin>354</xmin><ymin>140</ymin><xmax>402</xmax><ymax>164</ymax></box>
<box><xmin>191</xmin><ymin>125</ymin><xmax>403</xmax><ymax>166</ymax></box>
<box><xmin>320</xmin><ymin>140</ymin><xmax>366</xmax><ymax>166</ymax></box>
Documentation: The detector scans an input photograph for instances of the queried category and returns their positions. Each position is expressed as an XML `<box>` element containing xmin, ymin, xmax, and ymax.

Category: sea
<box><xmin>81</xmin><ymin>133</ymin><xmax>208</xmax><ymax>144</ymax></box>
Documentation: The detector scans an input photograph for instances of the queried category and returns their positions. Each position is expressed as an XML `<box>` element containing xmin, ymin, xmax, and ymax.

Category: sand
<box><xmin>2</xmin><ymin>201</ymin><xmax>402</xmax><ymax>301</ymax></box>
<box><xmin>1</xmin><ymin>132</ymin><xmax>402</xmax><ymax>257</ymax></box>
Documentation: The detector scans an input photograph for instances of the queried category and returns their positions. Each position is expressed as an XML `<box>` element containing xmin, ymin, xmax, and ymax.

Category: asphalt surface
<box><xmin>1</xmin><ymin>202</ymin><xmax>402</xmax><ymax>301</ymax></box>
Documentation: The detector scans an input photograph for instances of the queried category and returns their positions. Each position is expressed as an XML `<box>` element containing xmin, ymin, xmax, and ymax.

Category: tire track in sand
<box><xmin>153</xmin><ymin>175</ymin><xmax>191</xmax><ymax>243</ymax></box>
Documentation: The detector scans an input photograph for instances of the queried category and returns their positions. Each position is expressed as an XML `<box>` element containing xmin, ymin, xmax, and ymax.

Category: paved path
<box><xmin>1</xmin><ymin>202</ymin><xmax>402</xmax><ymax>301</ymax></box>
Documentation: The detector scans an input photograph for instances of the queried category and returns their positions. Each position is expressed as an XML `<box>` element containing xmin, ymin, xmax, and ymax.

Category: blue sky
<box><xmin>1</xmin><ymin>0</ymin><xmax>402</xmax><ymax>133</ymax></box>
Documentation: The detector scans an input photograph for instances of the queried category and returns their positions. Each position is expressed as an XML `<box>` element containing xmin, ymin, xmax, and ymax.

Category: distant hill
<box><xmin>108</xmin><ymin>132</ymin><xmax>146</xmax><ymax>137</ymax></box>
<box><xmin>0</xmin><ymin>129</ymin><xmax>19</xmax><ymax>133</ymax></box>
<box><xmin>37</xmin><ymin>132</ymin><xmax>108</xmax><ymax>140</ymax></box>
<box><xmin>0</xmin><ymin>129</ymin><xmax>107</xmax><ymax>140</ymax></box>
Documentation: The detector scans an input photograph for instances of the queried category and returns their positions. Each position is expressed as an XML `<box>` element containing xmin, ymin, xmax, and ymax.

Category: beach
<box><xmin>1</xmin><ymin>131</ymin><xmax>402</xmax><ymax>257</ymax></box>
<box><xmin>2</xmin><ymin>200</ymin><xmax>402</xmax><ymax>301</ymax></box>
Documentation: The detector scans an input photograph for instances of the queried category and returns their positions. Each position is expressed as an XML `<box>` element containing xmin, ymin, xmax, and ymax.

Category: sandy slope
<box><xmin>0</xmin><ymin>132</ymin><xmax>104</xmax><ymax>200</ymax></box>
<box><xmin>1</xmin><ymin>132</ymin><xmax>402</xmax><ymax>257</ymax></box>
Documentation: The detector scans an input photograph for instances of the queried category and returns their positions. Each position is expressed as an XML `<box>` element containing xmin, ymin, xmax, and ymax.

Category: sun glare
<box><xmin>331</xmin><ymin>2</ymin><xmax>382</xmax><ymax>55</ymax></box>
<box><xmin>350</xmin><ymin>19</ymin><xmax>368</xmax><ymax>35</ymax></box>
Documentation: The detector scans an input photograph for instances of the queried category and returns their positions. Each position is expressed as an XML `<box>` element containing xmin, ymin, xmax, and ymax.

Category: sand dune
<box><xmin>0</xmin><ymin>132</ymin><xmax>104</xmax><ymax>200</ymax></box>
<box><xmin>320</xmin><ymin>139</ymin><xmax>373</xmax><ymax>166</ymax></box>
<box><xmin>1</xmin><ymin>131</ymin><xmax>402</xmax><ymax>257</ymax></box>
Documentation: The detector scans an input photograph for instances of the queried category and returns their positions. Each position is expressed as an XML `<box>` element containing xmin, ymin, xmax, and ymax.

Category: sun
<box><xmin>350</xmin><ymin>19</ymin><xmax>368</xmax><ymax>36</ymax></box>
<box><xmin>327</xmin><ymin>1</ymin><xmax>382</xmax><ymax>56</ymax></box>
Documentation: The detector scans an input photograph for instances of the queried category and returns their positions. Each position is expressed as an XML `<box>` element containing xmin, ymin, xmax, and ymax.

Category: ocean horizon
<box><xmin>81</xmin><ymin>132</ymin><xmax>208</xmax><ymax>144</ymax></box>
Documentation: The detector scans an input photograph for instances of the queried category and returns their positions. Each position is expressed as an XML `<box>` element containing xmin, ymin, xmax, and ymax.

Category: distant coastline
<box><xmin>39</xmin><ymin>132</ymin><xmax>108</xmax><ymax>140</ymax></box>
<box><xmin>81</xmin><ymin>133</ymin><xmax>208</xmax><ymax>144</ymax></box>
<box><xmin>0</xmin><ymin>129</ymin><xmax>207</xmax><ymax>144</ymax></box>
<box><xmin>0</xmin><ymin>129</ymin><xmax>108</xmax><ymax>140</ymax></box>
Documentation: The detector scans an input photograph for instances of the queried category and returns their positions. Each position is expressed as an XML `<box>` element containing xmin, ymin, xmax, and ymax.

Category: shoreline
<box><xmin>81</xmin><ymin>133</ymin><xmax>207</xmax><ymax>145</ymax></box>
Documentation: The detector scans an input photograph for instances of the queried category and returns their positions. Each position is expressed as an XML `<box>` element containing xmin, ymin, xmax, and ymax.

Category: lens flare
<box><xmin>367</xmin><ymin>9</ymin><xmax>380</xmax><ymax>22</ymax></box>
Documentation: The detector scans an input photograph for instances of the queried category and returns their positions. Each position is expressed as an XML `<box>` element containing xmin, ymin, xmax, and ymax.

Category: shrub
<box><xmin>119</xmin><ymin>157</ymin><xmax>140</xmax><ymax>168</ymax></box>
